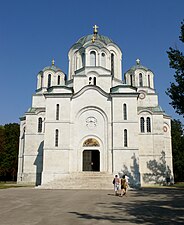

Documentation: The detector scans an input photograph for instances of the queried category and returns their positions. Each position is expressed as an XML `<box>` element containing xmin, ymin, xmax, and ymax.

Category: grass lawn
<box><xmin>0</xmin><ymin>182</ymin><xmax>33</xmax><ymax>189</ymax></box>
<box><xmin>173</xmin><ymin>182</ymin><xmax>184</xmax><ymax>188</ymax></box>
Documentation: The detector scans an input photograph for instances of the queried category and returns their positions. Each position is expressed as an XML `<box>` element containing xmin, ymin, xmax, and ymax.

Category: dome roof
<box><xmin>42</xmin><ymin>65</ymin><xmax>62</xmax><ymax>72</ymax></box>
<box><xmin>69</xmin><ymin>26</ymin><xmax>120</xmax><ymax>51</ymax></box>
<box><xmin>127</xmin><ymin>59</ymin><xmax>151</xmax><ymax>73</ymax></box>
<box><xmin>41</xmin><ymin>60</ymin><xmax>62</xmax><ymax>73</ymax></box>
<box><xmin>129</xmin><ymin>64</ymin><xmax>149</xmax><ymax>72</ymax></box>
<box><xmin>76</xmin><ymin>34</ymin><xmax>114</xmax><ymax>45</ymax></box>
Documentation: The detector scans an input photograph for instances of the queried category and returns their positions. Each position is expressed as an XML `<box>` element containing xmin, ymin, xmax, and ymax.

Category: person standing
<box><xmin>120</xmin><ymin>175</ymin><xmax>128</xmax><ymax>197</ymax></box>
<box><xmin>113</xmin><ymin>175</ymin><xmax>120</xmax><ymax>196</ymax></box>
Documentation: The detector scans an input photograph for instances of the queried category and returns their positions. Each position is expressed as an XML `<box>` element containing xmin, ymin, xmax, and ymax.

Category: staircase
<box><xmin>39</xmin><ymin>172</ymin><xmax>114</xmax><ymax>189</ymax></box>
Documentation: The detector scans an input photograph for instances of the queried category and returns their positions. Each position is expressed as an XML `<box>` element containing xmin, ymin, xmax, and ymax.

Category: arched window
<box><xmin>123</xmin><ymin>103</ymin><xmax>127</xmax><ymax>120</ymax></box>
<box><xmin>130</xmin><ymin>75</ymin><xmax>133</xmax><ymax>86</ymax></box>
<box><xmin>148</xmin><ymin>74</ymin><xmax>150</xmax><ymax>87</ymax></box>
<box><xmin>74</xmin><ymin>53</ymin><xmax>77</xmax><ymax>70</ymax></box>
<box><xmin>40</xmin><ymin>75</ymin><xmax>43</xmax><ymax>88</ymax></box>
<box><xmin>111</xmin><ymin>53</ymin><xmax>114</xmax><ymax>75</ymax></box>
<box><xmin>140</xmin><ymin>117</ymin><xmax>145</xmax><ymax>133</ymax></box>
<box><xmin>101</xmin><ymin>52</ymin><xmax>106</xmax><ymax>67</ymax></box>
<box><xmin>139</xmin><ymin>73</ymin><xmax>143</xmax><ymax>87</ymax></box>
<box><xmin>57</xmin><ymin>75</ymin><xmax>61</xmax><ymax>85</ymax></box>
<box><xmin>89</xmin><ymin>77</ymin><xmax>92</xmax><ymax>85</ymax></box>
<box><xmin>55</xmin><ymin>129</ymin><xmax>59</xmax><ymax>147</ymax></box>
<box><xmin>93</xmin><ymin>77</ymin><xmax>96</xmax><ymax>85</ymax></box>
<box><xmin>147</xmin><ymin>117</ymin><xmax>151</xmax><ymax>132</ymax></box>
<box><xmin>90</xmin><ymin>51</ymin><xmax>96</xmax><ymax>66</ymax></box>
<box><xmin>56</xmin><ymin>104</ymin><xmax>59</xmax><ymax>120</ymax></box>
<box><xmin>38</xmin><ymin>117</ymin><xmax>42</xmax><ymax>133</ymax></box>
<box><xmin>82</xmin><ymin>53</ymin><xmax>85</xmax><ymax>67</ymax></box>
<box><xmin>124</xmin><ymin>129</ymin><xmax>128</xmax><ymax>147</ymax></box>
<box><xmin>48</xmin><ymin>74</ymin><xmax>51</xmax><ymax>87</ymax></box>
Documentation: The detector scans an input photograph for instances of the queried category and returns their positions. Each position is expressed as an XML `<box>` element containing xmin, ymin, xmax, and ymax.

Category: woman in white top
<box><xmin>113</xmin><ymin>175</ymin><xmax>120</xmax><ymax>196</ymax></box>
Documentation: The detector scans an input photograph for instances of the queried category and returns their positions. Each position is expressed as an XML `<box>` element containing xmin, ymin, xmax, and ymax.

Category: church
<box><xmin>17</xmin><ymin>26</ymin><xmax>173</xmax><ymax>188</ymax></box>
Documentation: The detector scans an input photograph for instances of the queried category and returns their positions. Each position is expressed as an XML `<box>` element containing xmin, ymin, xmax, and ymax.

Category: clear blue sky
<box><xmin>0</xmin><ymin>0</ymin><xmax>184</xmax><ymax>125</ymax></box>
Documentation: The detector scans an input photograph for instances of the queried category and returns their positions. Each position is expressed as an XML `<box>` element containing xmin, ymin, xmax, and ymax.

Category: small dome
<box><xmin>41</xmin><ymin>60</ymin><xmax>62</xmax><ymax>72</ymax></box>
<box><xmin>129</xmin><ymin>64</ymin><xmax>149</xmax><ymax>72</ymax></box>
<box><xmin>77</xmin><ymin>34</ymin><xmax>114</xmax><ymax>45</ymax></box>
<box><xmin>42</xmin><ymin>65</ymin><xmax>62</xmax><ymax>72</ymax></box>
<box><xmin>127</xmin><ymin>59</ymin><xmax>150</xmax><ymax>73</ymax></box>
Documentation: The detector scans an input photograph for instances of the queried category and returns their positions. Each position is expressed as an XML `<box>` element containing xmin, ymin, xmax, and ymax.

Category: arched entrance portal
<box><xmin>83</xmin><ymin>150</ymin><xmax>100</xmax><ymax>171</ymax></box>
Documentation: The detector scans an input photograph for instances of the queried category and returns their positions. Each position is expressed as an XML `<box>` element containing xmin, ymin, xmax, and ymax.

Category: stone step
<box><xmin>39</xmin><ymin>172</ymin><xmax>114</xmax><ymax>189</ymax></box>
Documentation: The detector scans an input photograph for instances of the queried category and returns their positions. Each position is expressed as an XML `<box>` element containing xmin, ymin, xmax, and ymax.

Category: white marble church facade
<box><xmin>17</xmin><ymin>26</ymin><xmax>173</xmax><ymax>188</ymax></box>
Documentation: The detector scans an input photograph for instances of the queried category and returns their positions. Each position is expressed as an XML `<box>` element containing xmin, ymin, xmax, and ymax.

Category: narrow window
<box><xmin>147</xmin><ymin>117</ymin><xmax>151</xmax><ymax>132</ymax></box>
<box><xmin>56</xmin><ymin>104</ymin><xmax>59</xmax><ymax>120</ymax></box>
<box><xmin>90</xmin><ymin>51</ymin><xmax>96</xmax><ymax>66</ymax></box>
<box><xmin>140</xmin><ymin>117</ymin><xmax>145</xmax><ymax>133</ymax></box>
<box><xmin>123</xmin><ymin>104</ymin><xmax>127</xmax><ymax>120</ymax></box>
<box><xmin>101</xmin><ymin>52</ymin><xmax>106</xmax><ymax>67</ymax></box>
<box><xmin>94</xmin><ymin>77</ymin><xmax>96</xmax><ymax>85</ymax></box>
<box><xmin>40</xmin><ymin>75</ymin><xmax>43</xmax><ymax>88</ymax></box>
<box><xmin>57</xmin><ymin>75</ymin><xmax>61</xmax><ymax>85</ymax></box>
<box><xmin>148</xmin><ymin>74</ymin><xmax>150</xmax><ymax>87</ymax></box>
<box><xmin>130</xmin><ymin>75</ymin><xmax>133</xmax><ymax>86</ymax></box>
<box><xmin>82</xmin><ymin>53</ymin><xmax>85</xmax><ymax>67</ymax></box>
<box><xmin>74</xmin><ymin>53</ymin><xmax>77</xmax><ymax>70</ymax></box>
<box><xmin>111</xmin><ymin>53</ymin><xmax>114</xmax><ymax>75</ymax></box>
<box><xmin>38</xmin><ymin>117</ymin><xmax>42</xmax><ymax>133</ymax></box>
<box><xmin>124</xmin><ymin>129</ymin><xmax>128</xmax><ymax>147</ymax></box>
<box><xmin>55</xmin><ymin>129</ymin><xmax>59</xmax><ymax>147</ymax></box>
<box><xmin>22</xmin><ymin>127</ymin><xmax>25</xmax><ymax>139</ymax></box>
<box><xmin>89</xmin><ymin>77</ymin><xmax>92</xmax><ymax>85</ymax></box>
<box><xmin>124</xmin><ymin>76</ymin><xmax>126</xmax><ymax>84</ymax></box>
<box><xmin>48</xmin><ymin>74</ymin><xmax>51</xmax><ymax>87</ymax></box>
<box><xmin>139</xmin><ymin>73</ymin><xmax>143</xmax><ymax>87</ymax></box>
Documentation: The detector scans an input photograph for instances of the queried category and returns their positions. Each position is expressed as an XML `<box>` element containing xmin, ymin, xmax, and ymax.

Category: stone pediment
<box><xmin>72</xmin><ymin>85</ymin><xmax>110</xmax><ymax>99</ymax></box>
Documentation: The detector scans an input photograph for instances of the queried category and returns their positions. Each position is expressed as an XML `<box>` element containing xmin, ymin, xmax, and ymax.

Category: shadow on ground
<box><xmin>69</xmin><ymin>188</ymin><xmax>184</xmax><ymax>224</ymax></box>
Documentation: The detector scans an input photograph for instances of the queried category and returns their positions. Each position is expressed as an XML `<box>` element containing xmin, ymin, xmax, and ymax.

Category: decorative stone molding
<box><xmin>86</xmin><ymin>116</ymin><xmax>97</xmax><ymax>129</ymax></box>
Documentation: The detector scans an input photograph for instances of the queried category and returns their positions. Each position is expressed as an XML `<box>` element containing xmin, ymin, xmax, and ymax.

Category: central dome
<box><xmin>76</xmin><ymin>34</ymin><xmax>114</xmax><ymax>45</ymax></box>
<box><xmin>68</xmin><ymin>26</ymin><xmax>122</xmax><ymax>81</ymax></box>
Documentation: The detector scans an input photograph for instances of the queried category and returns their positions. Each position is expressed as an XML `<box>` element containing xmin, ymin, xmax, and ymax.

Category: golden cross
<box><xmin>92</xmin><ymin>36</ymin><xmax>95</xmax><ymax>43</ymax></box>
<box><xmin>93</xmin><ymin>25</ymin><xmax>99</xmax><ymax>34</ymax></box>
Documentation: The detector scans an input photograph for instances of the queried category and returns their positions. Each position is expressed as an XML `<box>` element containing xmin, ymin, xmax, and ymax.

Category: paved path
<box><xmin>0</xmin><ymin>187</ymin><xmax>184</xmax><ymax>225</ymax></box>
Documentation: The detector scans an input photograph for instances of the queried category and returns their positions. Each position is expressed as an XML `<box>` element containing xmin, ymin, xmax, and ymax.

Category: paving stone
<box><xmin>0</xmin><ymin>187</ymin><xmax>183</xmax><ymax>225</ymax></box>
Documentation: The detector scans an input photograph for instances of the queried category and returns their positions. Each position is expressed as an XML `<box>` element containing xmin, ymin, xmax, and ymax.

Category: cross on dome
<box><xmin>136</xmin><ymin>58</ymin><xmax>140</xmax><ymax>65</ymax></box>
<box><xmin>93</xmin><ymin>25</ymin><xmax>99</xmax><ymax>34</ymax></box>
<box><xmin>92</xmin><ymin>25</ymin><xmax>99</xmax><ymax>43</ymax></box>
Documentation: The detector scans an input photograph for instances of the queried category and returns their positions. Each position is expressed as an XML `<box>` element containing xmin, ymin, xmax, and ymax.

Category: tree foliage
<box><xmin>0</xmin><ymin>123</ymin><xmax>19</xmax><ymax>181</ymax></box>
<box><xmin>171</xmin><ymin>119</ymin><xmax>184</xmax><ymax>182</ymax></box>
<box><xmin>166</xmin><ymin>20</ymin><xmax>184</xmax><ymax>116</ymax></box>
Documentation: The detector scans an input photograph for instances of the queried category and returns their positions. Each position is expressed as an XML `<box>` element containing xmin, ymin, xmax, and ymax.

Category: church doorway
<box><xmin>83</xmin><ymin>150</ymin><xmax>100</xmax><ymax>171</ymax></box>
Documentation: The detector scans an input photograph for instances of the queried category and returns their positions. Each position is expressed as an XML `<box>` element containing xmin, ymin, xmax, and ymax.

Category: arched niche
<box><xmin>83</xmin><ymin>138</ymin><xmax>100</xmax><ymax>147</ymax></box>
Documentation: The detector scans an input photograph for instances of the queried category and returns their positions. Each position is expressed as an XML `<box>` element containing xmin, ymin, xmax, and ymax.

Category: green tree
<box><xmin>171</xmin><ymin>119</ymin><xmax>184</xmax><ymax>182</ymax></box>
<box><xmin>0</xmin><ymin>123</ymin><xmax>20</xmax><ymax>181</ymax></box>
<box><xmin>167</xmin><ymin>20</ymin><xmax>184</xmax><ymax>116</ymax></box>
<box><xmin>0</xmin><ymin>126</ymin><xmax>6</xmax><ymax>179</ymax></box>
